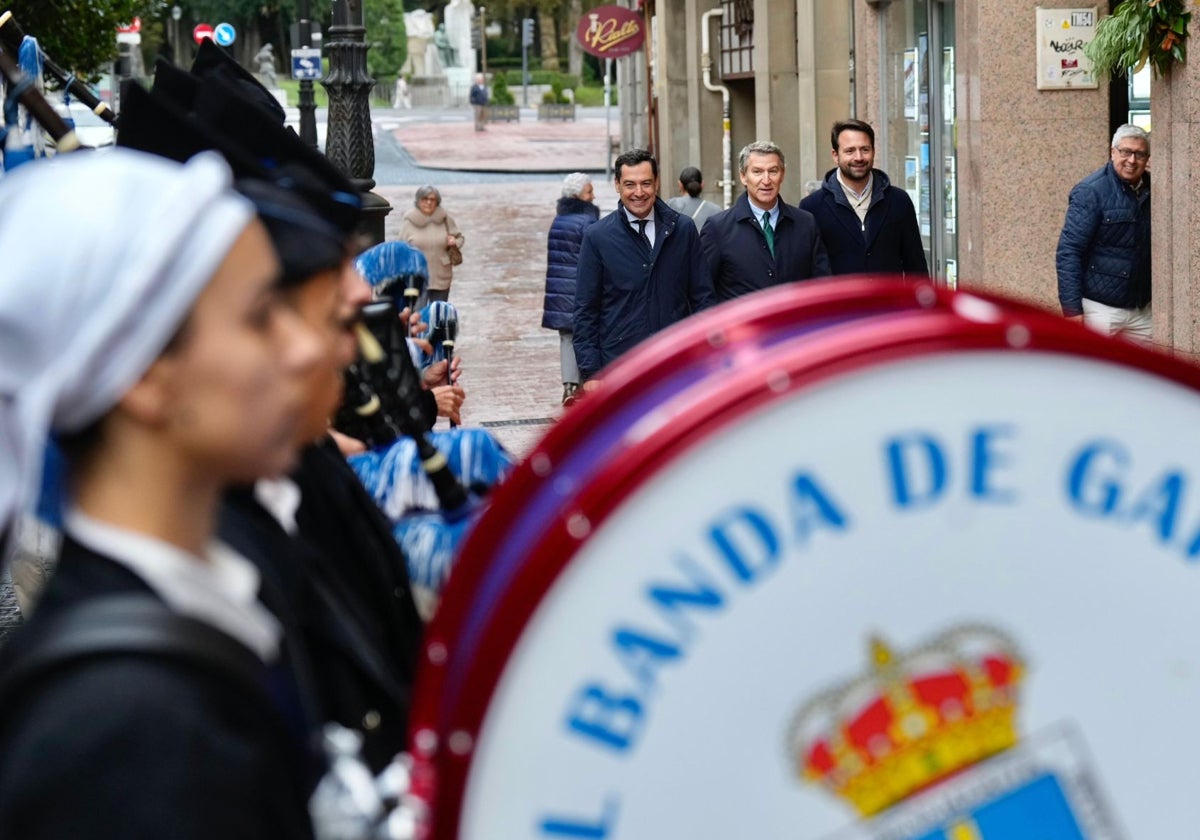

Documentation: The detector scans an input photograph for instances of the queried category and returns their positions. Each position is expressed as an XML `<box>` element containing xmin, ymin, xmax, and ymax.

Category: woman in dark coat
<box><xmin>542</xmin><ymin>172</ymin><xmax>599</xmax><ymax>406</ymax></box>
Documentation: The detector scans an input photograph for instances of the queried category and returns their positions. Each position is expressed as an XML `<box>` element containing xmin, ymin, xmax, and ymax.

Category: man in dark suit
<box><xmin>573</xmin><ymin>149</ymin><xmax>715</xmax><ymax>382</ymax></box>
<box><xmin>700</xmin><ymin>140</ymin><xmax>831</xmax><ymax>301</ymax></box>
<box><xmin>799</xmin><ymin>119</ymin><xmax>928</xmax><ymax>279</ymax></box>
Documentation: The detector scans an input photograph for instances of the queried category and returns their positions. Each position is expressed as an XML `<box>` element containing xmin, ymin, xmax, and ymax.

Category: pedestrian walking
<box><xmin>400</xmin><ymin>185</ymin><xmax>464</xmax><ymax>304</ymax></box>
<box><xmin>542</xmin><ymin>172</ymin><xmax>599</xmax><ymax>406</ymax></box>
<box><xmin>667</xmin><ymin>165</ymin><xmax>721</xmax><ymax>231</ymax></box>
<box><xmin>700</xmin><ymin>140</ymin><xmax>830</xmax><ymax>302</ymax></box>
<box><xmin>573</xmin><ymin>149</ymin><xmax>715</xmax><ymax>383</ymax></box>
<box><xmin>799</xmin><ymin>119</ymin><xmax>928</xmax><ymax>278</ymax></box>
<box><xmin>469</xmin><ymin>73</ymin><xmax>489</xmax><ymax>131</ymax></box>
<box><xmin>393</xmin><ymin>75</ymin><xmax>411</xmax><ymax>109</ymax></box>
<box><xmin>1056</xmin><ymin>124</ymin><xmax>1152</xmax><ymax>343</ymax></box>
<box><xmin>0</xmin><ymin>149</ymin><xmax>324</xmax><ymax>839</ymax></box>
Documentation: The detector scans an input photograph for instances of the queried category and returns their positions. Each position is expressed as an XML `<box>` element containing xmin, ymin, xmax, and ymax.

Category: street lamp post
<box><xmin>323</xmin><ymin>0</ymin><xmax>391</xmax><ymax>245</ymax></box>
<box><xmin>296</xmin><ymin>0</ymin><xmax>317</xmax><ymax>149</ymax></box>
<box><xmin>171</xmin><ymin>5</ymin><xmax>182</xmax><ymax>68</ymax></box>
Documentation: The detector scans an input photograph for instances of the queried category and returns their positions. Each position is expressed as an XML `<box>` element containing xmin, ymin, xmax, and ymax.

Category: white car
<box><xmin>51</xmin><ymin>100</ymin><xmax>116</xmax><ymax>150</ymax></box>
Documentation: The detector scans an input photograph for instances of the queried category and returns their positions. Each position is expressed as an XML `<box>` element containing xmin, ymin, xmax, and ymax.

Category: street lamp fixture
<box><xmin>323</xmin><ymin>0</ymin><xmax>392</xmax><ymax>245</ymax></box>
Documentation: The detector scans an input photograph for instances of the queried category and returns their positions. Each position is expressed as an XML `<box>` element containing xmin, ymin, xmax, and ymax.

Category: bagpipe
<box><xmin>336</xmin><ymin>241</ymin><xmax>514</xmax><ymax>616</ymax></box>
<box><xmin>0</xmin><ymin>11</ymin><xmax>117</xmax><ymax>128</ymax></box>
<box><xmin>0</xmin><ymin>23</ymin><xmax>81</xmax><ymax>171</ymax></box>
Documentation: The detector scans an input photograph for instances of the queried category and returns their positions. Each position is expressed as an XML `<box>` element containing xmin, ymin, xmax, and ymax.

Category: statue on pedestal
<box><xmin>404</xmin><ymin>9</ymin><xmax>436</xmax><ymax>76</ymax></box>
<box><xmin>433</xmin><ymin>24</ymin><xmax>455</xmax><ymax>69</ymax></box>
<box><xmin>444</xmin><ymin>0</ymin><xmax>475</xmax><ymax>69</ymax></box>
<box><xmin>254</xmin><ymin>43</ymin><xmax>276</xmax><ymax>88</ymax></box>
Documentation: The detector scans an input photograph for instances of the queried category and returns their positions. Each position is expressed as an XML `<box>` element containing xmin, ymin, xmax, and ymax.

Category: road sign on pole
<box><xmin>192</xmin><ymin>23</ymin><xmax>214</xmax><ymax>44</ymax></box>
<box><xmin>213</xmin><ymin>22</ymin><xmax>236</xmax><ymax>46</ymax></box>
<box><xmin>291</xmin><ymin>48</ymin><xmax>322</xmax><ymax>80</ymax></box>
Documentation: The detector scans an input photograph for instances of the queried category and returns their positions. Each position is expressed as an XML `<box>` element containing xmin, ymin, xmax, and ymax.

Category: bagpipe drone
<box><xmin>338</xmin><ymin>240</ymin><xmax>514</xmax><ymax>616</ymax></box>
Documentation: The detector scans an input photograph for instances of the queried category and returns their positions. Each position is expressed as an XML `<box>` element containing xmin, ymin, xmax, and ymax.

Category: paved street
<box><xmin>370</xmin><ymin>104</ymin><xmax>617</xmax><ymax>457</ymax></box>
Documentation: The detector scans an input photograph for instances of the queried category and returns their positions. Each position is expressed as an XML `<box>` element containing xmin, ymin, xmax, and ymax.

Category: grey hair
<box><xmin>738</xmin><ymin>140</ymin><xmax>785</xmax><ymax>174</ymax></box>
<box><xmin>414</xmin><ymin>185</ymin><xmax>442</xmax><ymax>207</ymax></box>
<box><xmin>1111</xmin><ymin>124</ymin><xmax>1150</xmax><ymax>154</ymax></box>
<box><xmin>561</xmin><ymin>172</ymin><xmax>592</xmax><ymax>198</ymax></box>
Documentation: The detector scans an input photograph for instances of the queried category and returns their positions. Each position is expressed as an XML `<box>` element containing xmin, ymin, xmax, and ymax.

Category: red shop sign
<box><xmin>575</xmin><ymin>5</ymin><xmax>645</xmax><ymax>58</ymax></box>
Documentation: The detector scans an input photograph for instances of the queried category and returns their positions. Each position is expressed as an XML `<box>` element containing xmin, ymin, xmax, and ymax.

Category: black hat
<box><xmin>116</xmin><ymin>78</ymin><xmax>264</xmax><ymax>178</ymax></box>
<box><xmin>236</xmin><ymin>179</ymin><xmax>348</xmax><ymax>288</ymax></box>
<box><xmin>150</xmin><ymin>60</ymin><xmax>362</xmax><ymax>235</ymax></box>
<box><xmin>191</xmin><ymin>39</ymin><xmax>286</xmax><ymax>124</ymax></box>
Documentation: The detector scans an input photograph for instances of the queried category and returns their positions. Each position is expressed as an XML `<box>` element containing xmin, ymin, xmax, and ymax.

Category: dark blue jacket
<box><xmin>542</xmin><ymin>196</ymin><xmax>600</xmax><ymax>331</ymax></box>
<box><xmin>799</xmin><ymin>168</ymin><xmax>928</xmax><ymax>278</ymax></box>
<box><xmin>1056</xmin><ymin>162</ymin><xmax>1151</xmax><ymax>316</ymax></box>
<box><xmin>469</xmin><ymin>84</ymin><xmax>488</xmax><ymax>106</ymax></box>
<box><xmin>699</xmin><ymin>192</ymin><xmax>831</xmax><ymax>301</ymax></box>
<box><xmin>573</xmin><ymin>198</ymin><xmax>715</xmax><ymax>379</ymax></box>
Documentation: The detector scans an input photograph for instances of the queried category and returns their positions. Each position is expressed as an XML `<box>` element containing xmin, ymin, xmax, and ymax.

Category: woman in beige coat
<box><xmin>399</xmin><ymin>185</ymin><xmax>464</xmax><ymax>304</ymax></box>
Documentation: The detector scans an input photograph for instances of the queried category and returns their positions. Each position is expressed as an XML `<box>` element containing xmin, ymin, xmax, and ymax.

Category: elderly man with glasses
<box><xmin>1056</xmin><ymin>124</ymin><xmax>1152</xmax><ymax>343</ymax></box>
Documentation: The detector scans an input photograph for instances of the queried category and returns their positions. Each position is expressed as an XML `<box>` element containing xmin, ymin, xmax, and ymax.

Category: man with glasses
<box><xmin>1056</xmin><ymin>125</ymin><xmax>1152</xmax><ymax>343</ymax></box>
<box><xmin>700</xmin><ymin>140</ymin><xmax>830</xmax><ymax>302</ymax></box>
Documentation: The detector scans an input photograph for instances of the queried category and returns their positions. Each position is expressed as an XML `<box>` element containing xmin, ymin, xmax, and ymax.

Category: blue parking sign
<box><xmin>213</xmin><ymin>22</ymin><xmax>236</xmax><ymax>46</ymax></box>
<box><xmin>291</xmin><ymin>48</ymin><xmax>322</xmax><ymax>80</ymax></box>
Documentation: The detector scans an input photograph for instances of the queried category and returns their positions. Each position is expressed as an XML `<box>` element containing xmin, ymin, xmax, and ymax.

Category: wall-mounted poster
<box><xmin>919</xmin><ymin>144</ymin><xmax>930</xmax><ymax>238</ymax></box>
<box><xmin>944</xmin><ymin>257</ymin><xmax>957</xmax><ymax>288</ymax></box>
<box><xmin>943</xmin><ymin>47</ymin><xmax>955</xmax><ymax>122</ymax></box>
<box><xmin>944</xmin><ymin>155</ymin><xmax>956</xmax><ymax>235</ymax></box>
<box><xmin>904</xmin><ymin>156</ymin><xmax>920</xmax><ymax>223</ymax></box>
<box><xmin>1036</xmin><ymin>7</ymin><xmax>1098</xmax><ymax>89</ymax></box>
<box><xmin>903</xmin><ymin>48</ymin><xmax>918</xmax><ymax>121</ymax></box>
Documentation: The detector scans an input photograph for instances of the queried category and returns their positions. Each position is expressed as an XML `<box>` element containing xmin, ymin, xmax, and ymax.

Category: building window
<box><xmin>720</xmin><ymin>0</ymin><xmax>754</xmax><ymax>79</ymax></box>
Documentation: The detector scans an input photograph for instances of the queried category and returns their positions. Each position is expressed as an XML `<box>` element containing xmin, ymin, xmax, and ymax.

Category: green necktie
<box><xmin>762</xmin><ymin>211</ymin><xmax>775</xmax><ymax>258</ymax></box>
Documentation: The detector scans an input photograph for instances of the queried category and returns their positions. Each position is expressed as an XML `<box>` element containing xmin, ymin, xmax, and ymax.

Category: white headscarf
<box><xmin>0</xmin><ymin>149</ymin><xmax>255</xmax><ymax>556</ymax></box>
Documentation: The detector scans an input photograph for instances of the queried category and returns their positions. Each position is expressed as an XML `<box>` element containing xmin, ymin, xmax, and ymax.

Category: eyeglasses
<box><xmin>1113</xmin><ymin>147</ymin><xmax>1149</xmax><ymax>161</ymax></box>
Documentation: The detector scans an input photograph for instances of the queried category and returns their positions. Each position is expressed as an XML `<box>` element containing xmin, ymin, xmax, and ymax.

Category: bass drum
<box><xmin>413</xmin><ymin>280</ymin><xmax>1200</xmax><ymax>839</ymax></box>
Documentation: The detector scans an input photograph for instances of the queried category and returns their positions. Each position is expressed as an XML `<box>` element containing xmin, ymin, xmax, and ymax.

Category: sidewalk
<box><xmin>387</xmin><ymin>107</ymin><xmax>612</xmax><ymax>173</ymax></box>
<box><xmin>378</xmin><ymin>179</ymin><xmax>619</xmax><ymax>458</ymax></box>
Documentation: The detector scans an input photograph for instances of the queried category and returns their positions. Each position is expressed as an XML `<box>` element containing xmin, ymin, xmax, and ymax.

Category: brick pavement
<box><xmin>377</xmin><ymin>112</ymin><xmax>617</xmax><ymax>458</ymax></box>
<box><xmin>388</xmin><ymin>109</ymin><xmax>611</xmax><ymax>173</ymax></box>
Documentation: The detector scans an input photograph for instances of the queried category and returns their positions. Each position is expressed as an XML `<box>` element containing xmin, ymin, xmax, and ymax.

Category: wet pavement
<box><xmin>374</xmin><ymin>104</ymin><xmax>616</xmax><ymax>457</ymax></box>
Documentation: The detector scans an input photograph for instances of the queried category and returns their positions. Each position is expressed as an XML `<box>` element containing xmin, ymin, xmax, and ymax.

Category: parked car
<box><xmin>50</xmin><ymin>100</ymin><xmax>116</xmax><ymax>150</ymax></box>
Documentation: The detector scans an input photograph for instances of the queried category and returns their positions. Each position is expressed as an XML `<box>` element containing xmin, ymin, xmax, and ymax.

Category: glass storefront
<box><xmin>877</xmin><ymin>0</ymin><xmax>957</xmax><ymax>285</ymax></box>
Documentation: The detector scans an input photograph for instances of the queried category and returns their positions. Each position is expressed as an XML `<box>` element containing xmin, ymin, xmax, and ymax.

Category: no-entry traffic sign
<box><xmin>192</xmin><ymin>23</ymin><xmax>214</xmax><ymax>44</ymax></box>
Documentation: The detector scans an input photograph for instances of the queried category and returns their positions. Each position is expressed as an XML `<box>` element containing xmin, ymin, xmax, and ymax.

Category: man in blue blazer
<box><xmin>700</xmin><ymin>140</ymin><xmax>831</xmax><ymax>302</ymax></box>
<box><xmin>573</xmin><ymin>149</ymin><xmax>715</xmax><ymax>382</ymax></box>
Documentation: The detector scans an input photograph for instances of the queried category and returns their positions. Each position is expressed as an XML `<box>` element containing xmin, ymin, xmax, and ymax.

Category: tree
<box><xmin>4</xmin><ymin>0</ymin><xmax>156</xmax><ymax>77</ymax></box>
<box><xmin>365</xmin><ymin>0</ymin><xmax>407</xmax><ymax>79</ymax></box>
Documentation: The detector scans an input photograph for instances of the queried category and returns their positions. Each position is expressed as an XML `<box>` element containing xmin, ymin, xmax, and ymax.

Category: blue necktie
<box><xmin>635</xmin><ymin>219</ymin><xmax>651</xmax><ymax>249</ymax></box>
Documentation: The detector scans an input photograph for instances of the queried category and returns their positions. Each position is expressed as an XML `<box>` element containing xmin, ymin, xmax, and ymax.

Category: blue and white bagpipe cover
<box><xmin>349</xmin><ymin>431</ymin><xmax>516</xmax><ymax>613</ymax></box>
<box><xmin>354</xmin><ymin>240</ymin><xmax>429</xmax><ymax>305</ymax></box>
<box><xmin>1</xmin><ymin>36</ymin><xmax>48</xmax><ymax>172</ymax></box>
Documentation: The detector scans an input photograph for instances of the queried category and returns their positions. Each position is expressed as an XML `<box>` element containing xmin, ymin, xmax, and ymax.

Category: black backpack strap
<box><xmin>0</xmin><ymin>594</ymin><xmax>271</xmax><ymax>709</ymax></box>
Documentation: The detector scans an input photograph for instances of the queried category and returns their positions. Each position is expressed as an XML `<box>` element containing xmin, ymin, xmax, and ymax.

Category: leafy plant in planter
<box><xmin>1085</xmin><ymin>0</ymin><xmax>1192</xmax><ymax>78</ymax></box>
<box><xmin>542</xmin><ymin>80</ymin><xmax>570</xmax><ymax>105</ymax></box>
<box><xmin>491</xmin><ymin>74</ymin><xmax>516</xmax><ymax>106</ymax></box>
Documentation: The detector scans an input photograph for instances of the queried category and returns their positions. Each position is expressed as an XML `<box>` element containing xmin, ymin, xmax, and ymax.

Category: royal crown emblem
<box><xmin>787</xmin><ymin>624</ymin><xmax>1024</xmax><ymax>817</ymax></box>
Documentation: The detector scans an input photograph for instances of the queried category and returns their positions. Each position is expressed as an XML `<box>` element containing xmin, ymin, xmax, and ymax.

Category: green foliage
<box><xmin>490</xmin><ymin>72</ymin><xmax>515</xmax><ymax>105</ymax></box>
<box><xmin>498</xmin><ymin>69</ymin><xmax>580</xmax><ymax>88</ymax></box>
<box><xmin>277</xmin><ymin>76</ymin><xmax>329</xmax><ymax>107</ymax></box>
<box><xmin>365</xmin><ymin>0</ymin><xmax>407</xmax><ymax>78</ymax></box>
<box><xmin>1085</xmin><ymin>0</ymin><xmax>1191</xmax><ymax>78</ymax></box>
<box><xmin>4</xmin><ymin>0</ymin><xmax>155</xmax><ymax>77</ymax></box>
<box><xmin>572</xmin><ymin>83</ymin><xmax>614</xmax><ymax>107</ymax></box>
<box><xmin>541</xmin><ymin>78</ymin><xmax>569</xmax><ymax>104</ymax></box>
